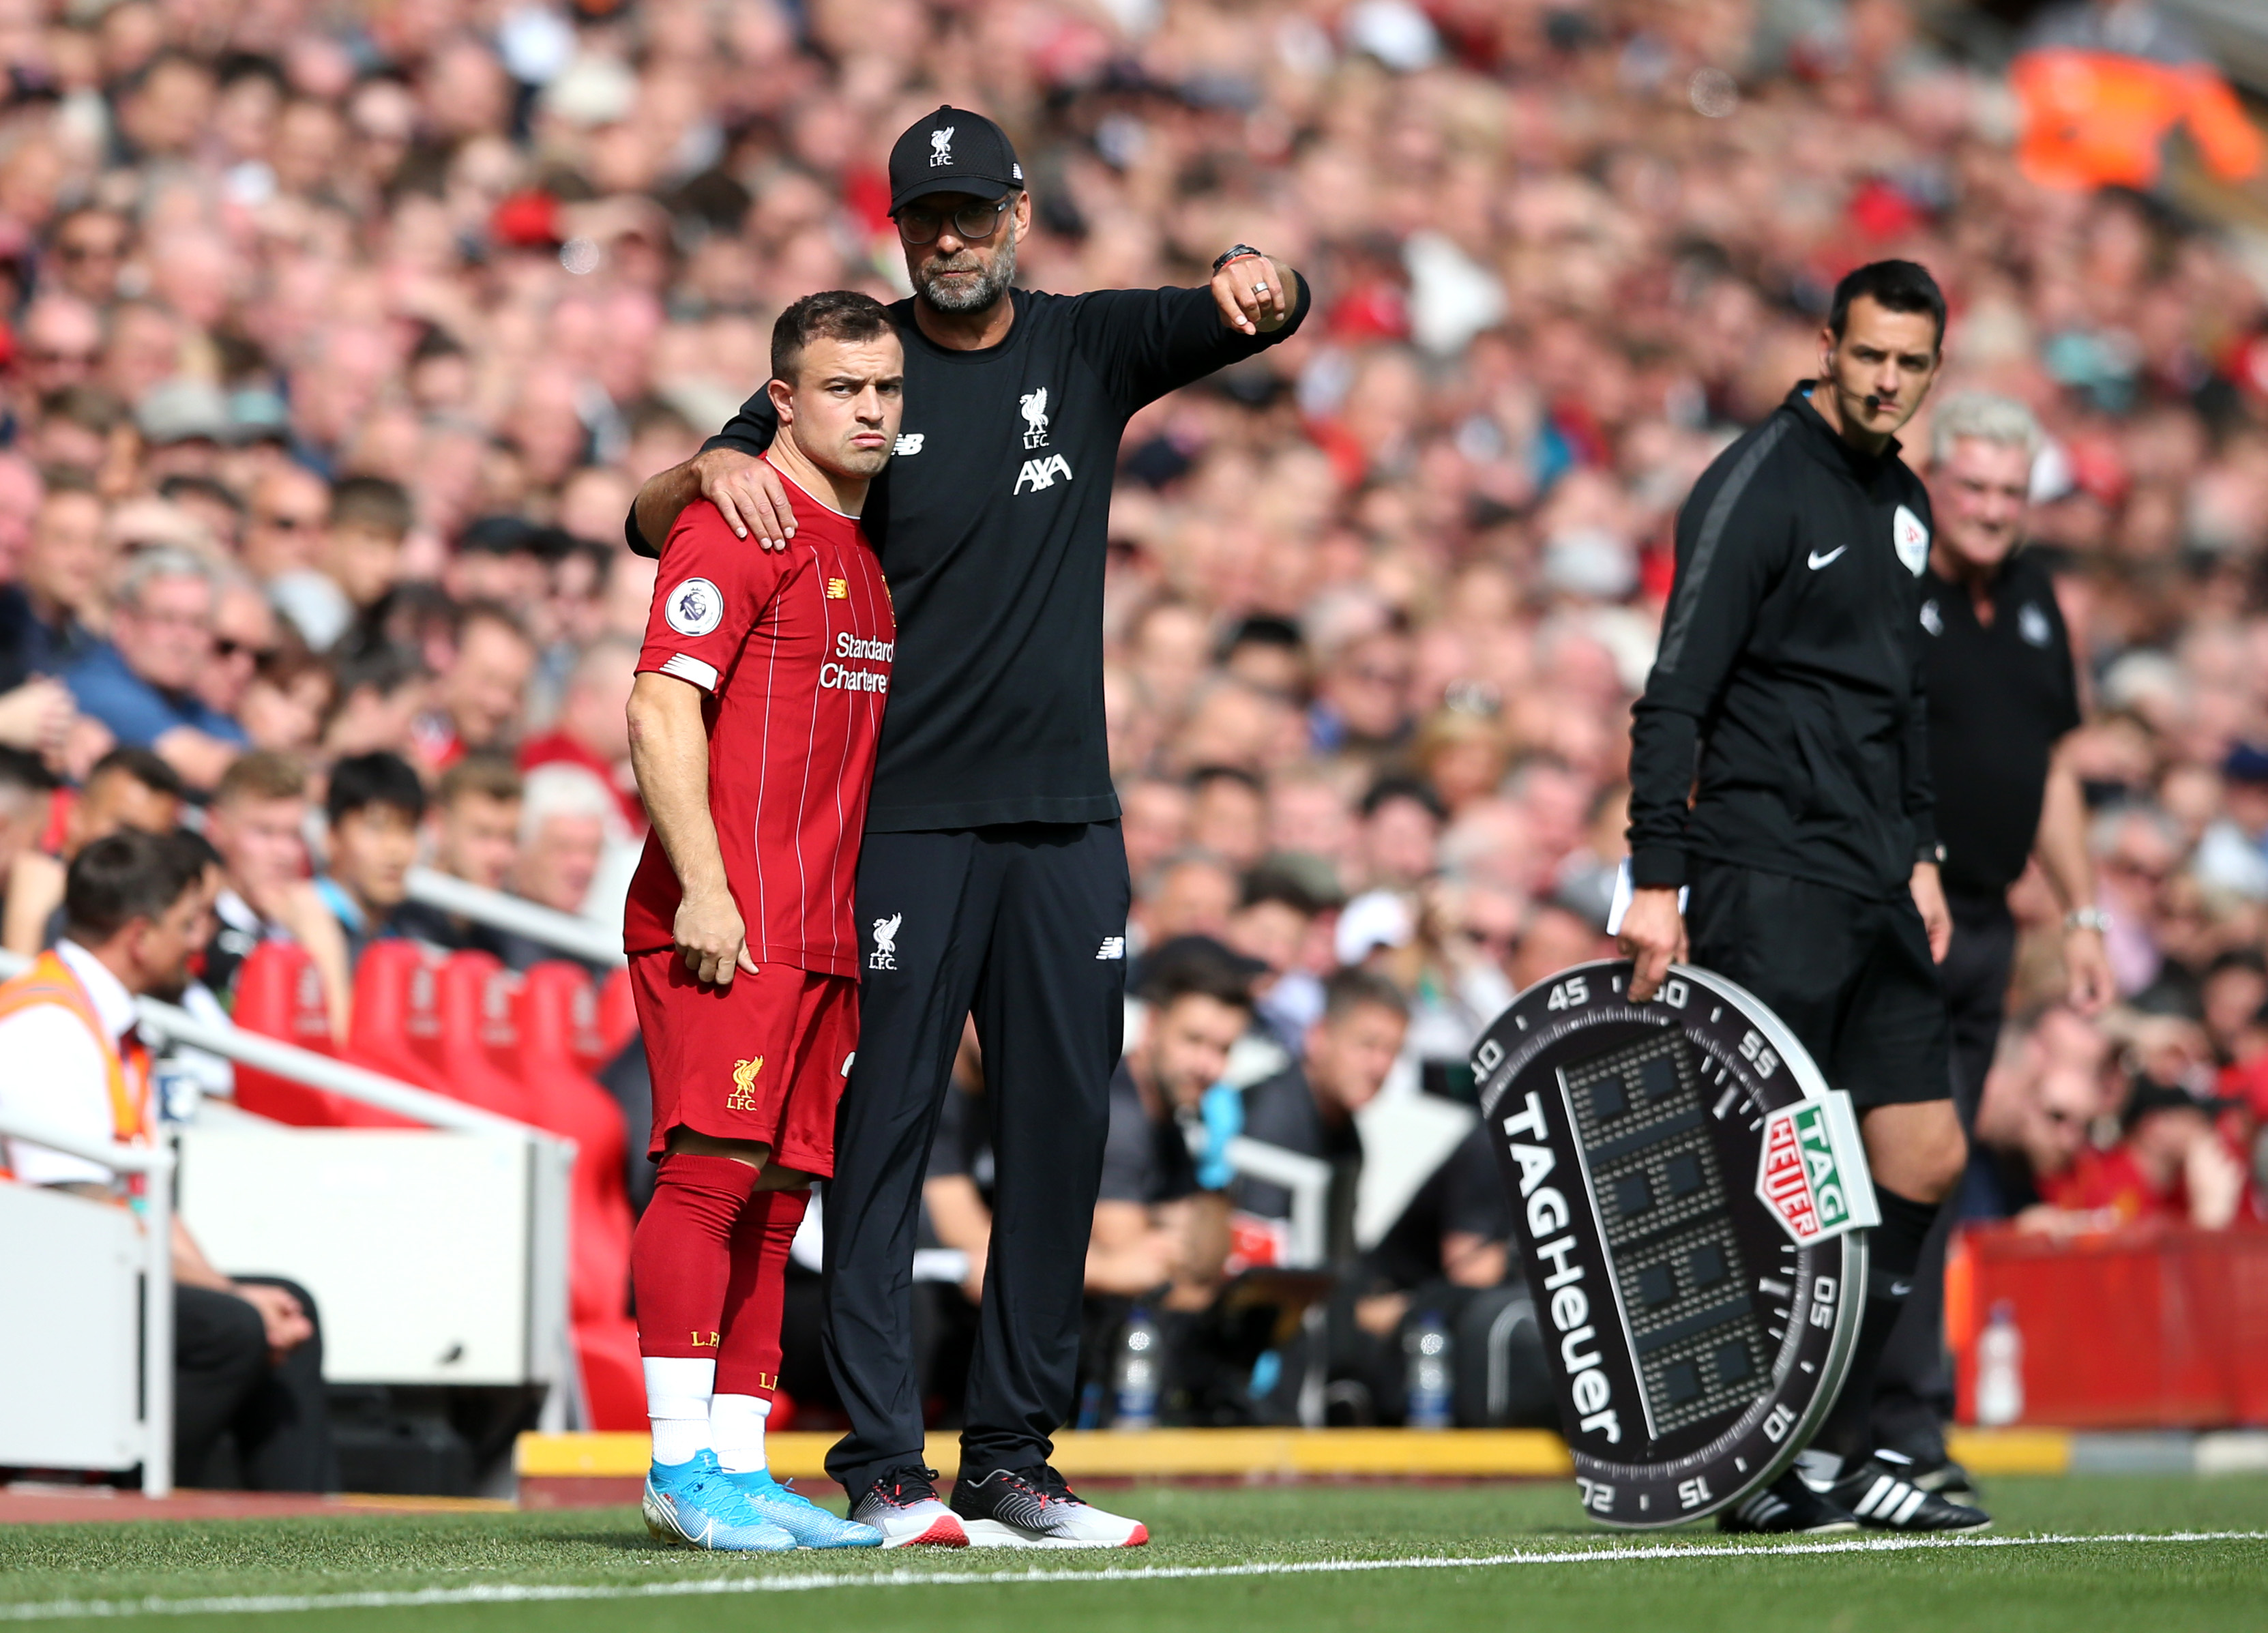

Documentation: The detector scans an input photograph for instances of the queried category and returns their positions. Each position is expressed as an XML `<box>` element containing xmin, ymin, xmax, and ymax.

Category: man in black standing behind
<box><xmin>626</xmin><ymin>106</ymin><xmax>1305</xmax><ymax>1547</ymax></box>
<box><xmin>1619</xmin><ymin>261</ymin><xmax>1988</xmax><ymax>1535</ymax></box>
<box><xmin>1869</xmin><ymin>392</ymin><xmax>2112</xmax><ymax>1492</ymax></box>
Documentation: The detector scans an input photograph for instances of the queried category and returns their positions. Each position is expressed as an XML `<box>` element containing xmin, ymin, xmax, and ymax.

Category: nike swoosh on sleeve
<box><xmin>1806</xmin><ymin>546</ymin><xmax>1847</xmax><ymax>570</ymax></box>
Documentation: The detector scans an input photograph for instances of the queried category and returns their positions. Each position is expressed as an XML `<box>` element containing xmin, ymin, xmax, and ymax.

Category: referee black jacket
<box><xmin>627</xmin><ymin>283</ymin><xmax>1307</xmax><ymax>833</ymax></box>
<box><xmin>1627</xmin><ymin>382</ymin><xmax>1939</xmax><ymax>900</ymax></box>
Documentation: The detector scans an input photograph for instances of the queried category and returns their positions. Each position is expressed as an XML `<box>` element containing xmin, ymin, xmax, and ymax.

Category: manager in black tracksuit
<box><xmin>627</xmin><ymin>106</ymin><xmax>1306</xmax><ymax>1539</ymax></box>
<box><xmin>1619</xmin><ymin>261</ymin><xmax>1986</xmax><ymax>1535</ymax></box>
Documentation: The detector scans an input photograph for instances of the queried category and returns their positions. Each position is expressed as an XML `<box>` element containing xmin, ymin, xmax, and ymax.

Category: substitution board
<box><xmin>1469</xmin><ymin>960</ymin><xmax>1878</xmax><ymax>1527</ymax></box>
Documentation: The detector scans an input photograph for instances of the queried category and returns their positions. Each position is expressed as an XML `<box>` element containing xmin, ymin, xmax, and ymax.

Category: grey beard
<box><xmin>918</xmin><ymin>231</ymin><xmax>1017</xmax><ymax>313</ymax></box>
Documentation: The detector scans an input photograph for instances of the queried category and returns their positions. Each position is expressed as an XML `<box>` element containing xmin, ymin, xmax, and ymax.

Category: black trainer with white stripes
<box><xmin>1812</xmin><ymin>1457</ymin><xmax>1991</xmax><ymax>1532</ymax></box>
<box><xmin>1878</xmin><ymin>1443</ymin><xmax>1981</xmax><ymax>1505</ymax></box>
<box><xmin>949</xmin><ymin>1465</ymin><xmax>1149</xmax><ymax>1548</ymax></box>
<box><xmin>1715</xmin><ymin>1471</ymin><xmax>1861</xmax><ymax>1536</ymax></box>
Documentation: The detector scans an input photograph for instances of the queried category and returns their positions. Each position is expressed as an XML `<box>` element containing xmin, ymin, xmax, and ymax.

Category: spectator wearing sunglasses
<box><xmin>197</xmin><ymin>570</ymin><xmax>281</xmax><ymax>726</ymax></box>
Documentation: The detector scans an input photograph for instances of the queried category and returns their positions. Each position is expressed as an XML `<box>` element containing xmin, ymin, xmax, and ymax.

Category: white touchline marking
<box><xmin>1</xmin><ymin>1531</ymin><xmax>2263</xmax><ymax>1621</ymax></box>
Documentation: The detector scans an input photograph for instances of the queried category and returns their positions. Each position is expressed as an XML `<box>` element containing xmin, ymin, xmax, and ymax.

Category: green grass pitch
<box><xmin>3</xmin><ymin>1476</ymin><xmax>2266</xmax><ymax>1632</ymax></box>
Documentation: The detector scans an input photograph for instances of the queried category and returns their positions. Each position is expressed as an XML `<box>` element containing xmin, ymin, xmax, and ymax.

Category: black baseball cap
<box><xmin>888</xmin><ymin>105</ymin><xmax>1024</xmax><ymax>215</ymax></box>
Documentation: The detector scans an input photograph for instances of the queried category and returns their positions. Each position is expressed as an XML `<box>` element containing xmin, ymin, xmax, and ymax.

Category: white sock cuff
<box><xmin>711</xmin><ymin>1392</ymin><xmax>773</xmax><ymax>1473</ymax></box>
<box><xmin>643</xmin><ymin>1356</ymin><xmax>717</xmax><ymax>1419</ymax></box>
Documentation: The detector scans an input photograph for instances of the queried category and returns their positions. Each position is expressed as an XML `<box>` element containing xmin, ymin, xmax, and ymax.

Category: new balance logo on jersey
<box><xmin>894</xmin><ymin>432</ymin><xmax>924</xmax><ymax>455</ymax></box>
<box><xmin>1020</xmin><ymin>387</ymin><xmax>1050</xmax><ymax>447</ymax></box>
<box><xmin>1015</xmin><ymin>455</ymin><xmax>1073</xmax><ymax>493</ymax></box>
<box><xmin>1097</xmin><ymin>936</ymin><xmax>1125</xmax><ymax>960</ymax></box>
<box><xmin>870</xmin><ymin>913</ymin><xmax>902</xmax><ymax>971</ymax></box>
<box><xmin>826</xmin><ymin>577</ymin><xmax>848</xmax><ymax>599</ymax></box>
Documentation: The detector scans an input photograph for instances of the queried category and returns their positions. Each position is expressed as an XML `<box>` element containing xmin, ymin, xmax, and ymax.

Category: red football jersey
<box><xmin>623</xmin><ymin>461</ymin><xmax>894</xmax><ymax>977</ymax></box>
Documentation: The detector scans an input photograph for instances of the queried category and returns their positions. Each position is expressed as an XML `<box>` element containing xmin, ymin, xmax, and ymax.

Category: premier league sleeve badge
<box><xmin>1469</xmin><ymin>960</ymin><xmax>1879</xmax><ymax>1528</ymax></box>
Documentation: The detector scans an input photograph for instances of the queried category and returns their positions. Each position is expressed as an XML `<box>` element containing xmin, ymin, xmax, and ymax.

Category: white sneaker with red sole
<box><xmin>849</xmin><ymin>1466</ymin><xmax>969</xmax><ymax>1548</ymax></box>
<box><xmin>949</xmin><ymin>1466</ymin><xmax>1150</xmax><ymax>1548</ymax></box>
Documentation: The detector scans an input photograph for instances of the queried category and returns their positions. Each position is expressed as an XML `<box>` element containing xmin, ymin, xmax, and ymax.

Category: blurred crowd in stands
<box><xmin>2</xmin><ymin>0</ymin><xmax>2268</xmax><ymax>1434</ymax></box>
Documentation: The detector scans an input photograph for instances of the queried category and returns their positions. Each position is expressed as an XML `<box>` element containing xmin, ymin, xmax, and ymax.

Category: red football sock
<box><xmin>715</xmin><ymin>1186</ymin><xmax>810</xmax><ymax>1400</ymax></box>
<box><xmin>632</xmin><ymin>1153</ymin><xmax>761</xmax><ymax>1359</ymax></box>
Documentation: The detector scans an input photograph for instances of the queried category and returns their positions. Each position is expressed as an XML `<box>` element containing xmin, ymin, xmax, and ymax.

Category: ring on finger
<box><xmin>1251</xmin><ymin>282</ymin><xmax>1269</xmax><ymax>295</ymax></box>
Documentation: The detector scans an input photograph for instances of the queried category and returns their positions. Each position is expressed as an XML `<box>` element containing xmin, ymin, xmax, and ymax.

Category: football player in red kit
<box><xmin>624</xmin><ymin>290</ymin><xmax>900</xmax><ymax>1550</ymax></box>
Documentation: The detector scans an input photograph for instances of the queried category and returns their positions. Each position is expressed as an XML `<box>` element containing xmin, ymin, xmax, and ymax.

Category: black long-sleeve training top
<box><xmin>1626</xmin><ymin>381</ymin><xmax>1939</xmax><ymax>900</ymax></box>
<box><xmin>626</xmin><ymin>282</ymin><xmax>1308</xmax><ymax>834</ymax></box>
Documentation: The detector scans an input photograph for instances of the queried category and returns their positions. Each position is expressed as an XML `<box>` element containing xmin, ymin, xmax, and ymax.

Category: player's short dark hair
<box><xmin>63</xmin><ymin>827</ymin><xmax>207</xmax><ymax>944</ymax></box>
<box><xmin>1136</xmin><ymin>934</ymin><xmax>1258</xmax><ymax>1013</ymax></box>
<box><xmin>1188</xmin><ymin>763</ymin><xmax>1263</xmax><ymax>797</ymax></box>
<box><xmin>327</xmin><ymin>751</ymin><xmax>427</xmax><ymax>827</ymax></box>
<box><xmin>329</xmin><ymin>474</ymin><xmax>413</xmax><ymax>539</ymax></box>
<box><xmin>1321</xmin><ymin>965</ymin><xmax>1410</xmax><ymax>1025</ymax></box>
<box><xmin>771</xmin><ymin>290</ymin><xmax>894</xmax><ymax>386</ymax></box>
<box><xmin>1828</xmin><ymin>259</ymin><xmax>1945</xmax><ymax>349</ymax></box>
<box><xmin>158</xmin><ymin>473</ymin><xmax>246</xmax><ymax>517</ymax></box>
<box><xmin>452</xmin><ymin>596</ymin><xmax>532</xmax><ymax>650</ymax></box>
<box><xmin>86</xmin><ymin>746</ymin><xmax>186</xmax><ymax>802</ymax></box>
<box><xmin>1359</xmin><ymin>774</ymin><xmax>1445</xmax><ymax>824</ymax></box>
<box><xmin>324</xmin><ymin>646</ymin><xmax>427</xmax><ymax>731</ymax></box>
<box><xmin>1240</xmin><ymin>859</ymin><xmax>1322</xmax><ymax>917</ymax></box>
<box><xmin>1220</xmin><ymin>614</ymin><xmax>1304</xmax><ymax>660</ymax></box>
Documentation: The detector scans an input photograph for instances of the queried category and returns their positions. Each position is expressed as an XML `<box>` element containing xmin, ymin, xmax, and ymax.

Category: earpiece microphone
<box><xmin>1864</xmin><ymin>392</ymin><xmax>1884</xmax><ymax>415</ymax></box>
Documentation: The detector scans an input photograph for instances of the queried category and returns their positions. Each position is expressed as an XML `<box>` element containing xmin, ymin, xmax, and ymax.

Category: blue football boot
<box><xmin>723</xmin><ymin>1469</ymin><xmax>885</xmax><ymax>1548</ymax></box>
<box><xmin>643</xmin><ymin>1450</ymin><xmax>798</xmax><ymax>1551</ymax></box>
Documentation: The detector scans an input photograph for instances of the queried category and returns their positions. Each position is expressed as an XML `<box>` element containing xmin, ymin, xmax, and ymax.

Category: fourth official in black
<box><xmin>1619</xmin><ymin>261</ymin><xmax>1988</xmax><ymax>1535</ymax></box>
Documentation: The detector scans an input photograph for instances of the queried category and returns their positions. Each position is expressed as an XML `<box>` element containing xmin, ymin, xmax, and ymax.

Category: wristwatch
<box><xmin>1915</xmin><ymin>842</ymin><xmax>1946</xmax><ymax>866</ymax></box>
<box><xmin>2065</xmin><ymin>906</ymin><xmax>2111</xmax><ymax>933</ymax></box>
<box><xmin>1212</xmin><ymin>244</ymin><xmax>1265</xmax><ymax>273</ymax></box>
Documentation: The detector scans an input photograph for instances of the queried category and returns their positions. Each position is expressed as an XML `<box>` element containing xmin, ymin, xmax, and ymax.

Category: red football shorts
<box><xmin>629</xmin><ymin>950</ymin><xmax>857</xmax><ymax>1177</ymax></box>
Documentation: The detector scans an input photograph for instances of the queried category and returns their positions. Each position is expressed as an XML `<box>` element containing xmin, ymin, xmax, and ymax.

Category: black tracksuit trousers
<box><xmin>821</xmin><ymin>822</ymin><xmax>1129</xmax><ymax>1500</ymax></box>
<box><xmin>1871</xmin><ymin>890</ymin><xmax>2016</xmax><ymax>1456</ymax></box>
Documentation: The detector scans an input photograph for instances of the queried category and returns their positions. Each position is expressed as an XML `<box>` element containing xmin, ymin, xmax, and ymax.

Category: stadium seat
<box><xmin>229</xmin><ymin>940</ymin><xmax>417</xmax><ymax>1130</ymax></box>
<box><xmin>522</xmin><ymin>960</ymin><xmax>610</xmax><ymax>1080</ymax></box>
<box><xmin>425</xmin><ymin>951</ymin><xmax>540</xmax><ymax>1123</ymax></box>
<box><xmin>451</xmin><ymin>956</ymin><xmax>634</xmax><ymax>1328</ymax></box>
<box><xmin>598</xmin><ymin>965</ymin><xmax>637</xmax><ymax>1061</ymax></box>
<box><xmin>347</xmin><ymin>939</ymin><xmax>452</xmax><ymax>1097</ymax></box>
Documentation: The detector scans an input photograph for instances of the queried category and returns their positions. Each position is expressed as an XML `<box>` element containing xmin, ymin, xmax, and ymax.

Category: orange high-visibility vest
<box><xmin>0</xmin><ymin>950</ymin><xmax>151</xmax><ymax>1185</ymax></box>
<box><xmin>2014</xmin><ymin>48</ymin><xmax>2264</xmax><ymax>193</ymax></box>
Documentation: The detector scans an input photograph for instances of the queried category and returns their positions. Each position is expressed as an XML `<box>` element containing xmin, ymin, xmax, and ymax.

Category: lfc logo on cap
<box><xmin>930</xmin><ymin>126</ymin><xmax>954</xmax><ymax>166</ymax></box>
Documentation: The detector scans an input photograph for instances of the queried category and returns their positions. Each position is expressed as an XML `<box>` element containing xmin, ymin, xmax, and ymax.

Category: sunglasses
<box><xmin>216</xmin><ymin>638</ymin><xmax>280</xmax><ymax>661</ymax></box>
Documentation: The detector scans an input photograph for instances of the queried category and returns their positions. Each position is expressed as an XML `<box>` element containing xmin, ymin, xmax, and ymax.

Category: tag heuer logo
<box><xmin>1472</xmin><ymin>960</ymin><xmax>1878</xmax><ymax>1531</ymax></box>
<box><xmin>1756</xmin><ymin>1100</ymin><xmax>1870</xmax><ymax>1244</ymax></box>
